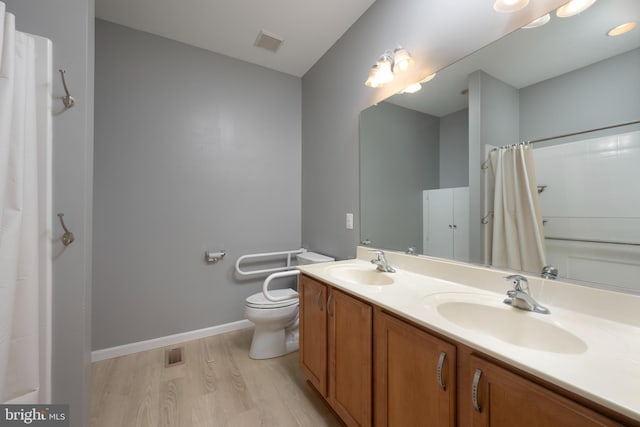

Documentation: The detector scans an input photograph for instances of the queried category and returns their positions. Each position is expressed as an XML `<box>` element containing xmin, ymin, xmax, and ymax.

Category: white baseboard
<box><xmin>91</xmin><ymin>319</ymin><xmax>253</xmax><ymax>362</ymax></box>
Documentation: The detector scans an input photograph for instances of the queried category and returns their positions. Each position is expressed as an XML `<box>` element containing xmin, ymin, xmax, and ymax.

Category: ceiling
<box><xmin>387</xmin><ymin>0</ymin><xmax>640</xmax><ymax>117</ymax></box>
<box><xmin>95</xmin><ymin>0</ymin><xmax>376</xmax><ymax>77</ymax></box>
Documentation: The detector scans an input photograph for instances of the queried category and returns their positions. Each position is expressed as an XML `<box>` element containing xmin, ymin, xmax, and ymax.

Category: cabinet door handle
<box><xmin>327</xmin><ymin>292</ymin><xmax>333</xmax><ymax>317</ymax></box>
<box><xmin>436</xmin><ymin>351</ymin><xmax>447</xmax><ymax>390</ymax></box>
<box><xmin>316</xmin><ymin>291</ymin><xmax>323</xmax><ymax>311</ymax></box>
<box><xmin>472</xmin><ymin>368</ymin><xmax>483</xmax><ymax>412</ymax></box>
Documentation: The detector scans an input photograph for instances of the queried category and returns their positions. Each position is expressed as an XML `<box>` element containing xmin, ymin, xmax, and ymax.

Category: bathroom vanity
<box><xmin>297</xmin><ymin>248</ymin><xmax>640</xmax><ymax>427</ymax></box>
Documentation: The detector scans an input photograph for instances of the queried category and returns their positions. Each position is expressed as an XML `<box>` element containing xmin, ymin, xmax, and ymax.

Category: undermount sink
<box><xmin>327</xmin><ymin>265</ymin><xmax>395</xmax><ymax>286</ymax></box>
<box><xmin>427</xmin><ymin>293</ymin><xmax>587</xmax><ymax>354</ymax></box>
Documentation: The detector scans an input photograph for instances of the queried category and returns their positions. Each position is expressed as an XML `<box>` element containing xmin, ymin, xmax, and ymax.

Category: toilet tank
<box><xmin>297</xmin><ymin>251</ymin><xmax>334</xmax><ymax>265</ymax></box>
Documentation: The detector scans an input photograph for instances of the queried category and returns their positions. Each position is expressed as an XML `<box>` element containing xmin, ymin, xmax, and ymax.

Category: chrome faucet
<box><xmin>541</xmin><ymin>265</ymin><xmax>558</xmax><ymax>280</ymax></box>
<box><xmin>503</xmin><ymin>274</ymin><xmax>550</xmax><ymax>314</ymax></box>
<box><xmin>370</xmin><ymin>250</ymin><xmax>396</xmax><ymax>273</ymax></box>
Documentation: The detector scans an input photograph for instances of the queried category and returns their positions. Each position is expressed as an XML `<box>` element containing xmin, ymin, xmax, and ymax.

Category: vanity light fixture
<box><xmin>522</xmin><ymin>13</ymin><xmax>551</xmax><ymax>29</ymax></box>
<box><xmin>392</xmin><ymin>47</ymin><xmax>413</xmax><ymax>73</ymax></box>
<box><xmin>376</xmin><ymin>53</ymin><xmax>395</xmax><ymax>85</ymax></box>
<box><xmin>556</xmin><ymin>0</ymin><xmax>596</xmax><ymax>18</ymax></box>
<box><xmin>365</xmin><ymin>47</ymin><xmax>414</xmax><ymax>88</ymax></box>
<box><xmin>607</xmin><ymin>22</ymin><xmax>637</xmax><ymax>37</ymax></box>
<box><xmin>493</xmin><ymin>0</ymin><xmax>529</xmax><ymax>13</ymax></box>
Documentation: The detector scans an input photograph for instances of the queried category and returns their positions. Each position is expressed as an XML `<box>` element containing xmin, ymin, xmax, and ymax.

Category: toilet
<box><xmin>244</xmin><ymin>251</ymin><xmax>334</xmax><ymax>359</ymax></box>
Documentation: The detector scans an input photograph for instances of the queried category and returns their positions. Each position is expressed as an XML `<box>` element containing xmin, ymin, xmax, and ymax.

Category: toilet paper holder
<box><xmin>204</xmin><ymin>250</ymin><xmax>226</xmax><ymax>263</ymax></box>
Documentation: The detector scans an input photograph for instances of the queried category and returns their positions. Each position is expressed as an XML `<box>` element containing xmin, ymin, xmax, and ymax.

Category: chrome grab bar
<box><xmin>235</xmin><ymin>248</ymin><xmax>306</xmax><ymax>276</ymax></box>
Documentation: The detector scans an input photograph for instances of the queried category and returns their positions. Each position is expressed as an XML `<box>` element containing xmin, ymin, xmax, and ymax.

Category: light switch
<box><xmin>346</xmin><ymin>213</ymin><xmax>354</xmax><ymax>230</ymax></box>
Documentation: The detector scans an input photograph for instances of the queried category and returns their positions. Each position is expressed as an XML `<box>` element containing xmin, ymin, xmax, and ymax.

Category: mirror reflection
<box><xmin>360</xmin><ymin>0</ymin><xmax>640</xmax><ymax>292</ymax></box>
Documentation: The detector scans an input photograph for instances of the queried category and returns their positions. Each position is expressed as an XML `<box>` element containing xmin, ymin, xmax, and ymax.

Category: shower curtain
<box><xmin>485</xmin><ymin>144</ymin><xmax>547</xmax><ymax>273</ymax></box>
<box><xmin>0</xmin><ymin>2</ymin><xmax>52</xmax><ymax>404</ymax></box>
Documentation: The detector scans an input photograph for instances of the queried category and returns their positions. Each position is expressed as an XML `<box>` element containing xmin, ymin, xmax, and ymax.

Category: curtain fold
<box><xmin>0</xmin><ymin>2</ymin><xmax>49</xmax><ymax>403</ymax></box>
<box><xmin>486</xmin><ymin>144</ymin><xmax>547</xmax><ymax>273</ymax></box>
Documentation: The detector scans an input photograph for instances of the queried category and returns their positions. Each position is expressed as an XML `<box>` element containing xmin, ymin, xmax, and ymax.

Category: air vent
<box><xmin>165</xmin><ymin>347</ymin><xmax>184</xmax><ymax>367</ymax></box>
<box><xmin>254</xmin><ymin>30</ymin><xmax>284</xmax><ymax>53</ymax></box>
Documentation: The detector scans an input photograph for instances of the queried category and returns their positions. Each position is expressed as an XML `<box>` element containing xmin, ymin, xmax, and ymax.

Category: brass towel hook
<box><xmin>58</xmin><ymin>69</ymin><xmax>75</xmax><ymax>109</ymax></box>
<box><xmin>57</xmin><ymin>213</ymin><xmax>75</xmax><ymax>246</ymax></box>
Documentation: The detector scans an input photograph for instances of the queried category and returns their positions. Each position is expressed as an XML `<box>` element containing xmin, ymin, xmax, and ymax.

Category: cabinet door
<box><xmin>299</xmin><ymin>275</ymin><xmax>327</xmax><ymax>396</ymax></box>
<box><xmin>453</xmin><ymin>187</ymin><xmax>469</xmax><ymax>262</ymax></box>
<box><xmin>328</xmin><ymin>288</ymin><xmax>372</xmax><ymax>427</ymax></box>
<box><xmin>375</xmin><ymin>310</ymin><xmax>456</xmax><ymax>427</ymax></box>
<box><xmin>469</xmin><ymin>355</ymin><xmax>622</xmax><ymax>427</ymax></box>
<box><xmin>425</xmin><ymin>188</ymin><xmax>454</xmax><ymax>258</ymax></box>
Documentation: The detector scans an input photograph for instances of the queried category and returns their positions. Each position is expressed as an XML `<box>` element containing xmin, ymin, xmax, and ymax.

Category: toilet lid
<box><xmin>246</xmin><ymin>288</ymin><xmax>299</xmax><ymax>309</ymax></box>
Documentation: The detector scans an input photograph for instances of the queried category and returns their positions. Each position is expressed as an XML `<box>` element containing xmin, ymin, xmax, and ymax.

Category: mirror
<box><xmin>360</xmin><ymin>0</ymin><xmax>640</xmax><ymax>293</ymax></box>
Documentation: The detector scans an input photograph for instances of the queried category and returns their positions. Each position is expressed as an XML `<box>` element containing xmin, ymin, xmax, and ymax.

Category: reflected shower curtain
<box><xmin>485</xmin><ymin>144</ymin><xmax>547</xmax><ymax>273</ymax></box>
<box><xmin>0</xmin><ymin>2</ymin><xmax>52</xmax><ymax>403</ymax></box>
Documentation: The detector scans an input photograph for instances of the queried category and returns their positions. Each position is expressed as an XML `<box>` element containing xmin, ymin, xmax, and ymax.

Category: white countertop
<box><xmin>297</xmin><ymin>247</ymin><xmax>640</xmax><ymax>422</ymax></box>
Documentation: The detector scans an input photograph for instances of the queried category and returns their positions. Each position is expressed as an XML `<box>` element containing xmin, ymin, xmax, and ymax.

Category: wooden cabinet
<box><xmin>328</xmin><ymin>288</ymin><xmax>372</xmax><ymax>427</ymax></box>
<box><xmin>299</xmin><ymin>275</ymin><xmax>372</xmax><ymax>427</ymax></box>
<box><xmin>374</xmin><ymin>309</ymin><xmax>456</xmax><ymax>427</ymax></box>
<box><xmin>467</xmin><ymin>355</ymin><xmax>622</xmax><ymax>427</ymax></box>
<box><xmin>299</xmin><ymin>274</ymin><xmax>634</xmax><ymax>427</ymax></box>
<box><xmin>299</xmin><ymin>275</ymin><xmax>327</xmax><ymax>395</ymax></box>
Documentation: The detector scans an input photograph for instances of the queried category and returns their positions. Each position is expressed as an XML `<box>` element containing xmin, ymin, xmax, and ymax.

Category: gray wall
<box><xmin>360</xmin><ymin>102</ymin><xmax>440</xmax><ymax>253</ymax></box>
<box><xmin>3</xmin><ymin>1</ymin><xmax>94</xmax><ymax>426</ymax></box>
<box><xmin>301</xmin><ymin>0</ymin><xmax>566</xmax><ymax>260</ymax></box>
<box><xmin>93</xmin><ymin>20</ymin><xmax>301</xmax><ymax>350</ymax></box>
<box><xmin>440</xmin><ymin>108</ymin><xmax>469</xmax><ymax>188</ymax></box>
<box><xmin>520</xmin><ymin>48</ymin><xmax>640</xmax><ymax>141</ymax></box>
<box><xmin>468</xmin><ymin>71</ymin><xmax>519</xmax><ymax>264</ymax></box>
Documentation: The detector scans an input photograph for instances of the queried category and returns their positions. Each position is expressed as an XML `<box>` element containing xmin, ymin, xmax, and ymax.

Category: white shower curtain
<box><xmin>485</xmin><ymin>144</ymin><xmax>547</xmax><ymax>273</ymax></box>
<box><xmin>0</xmin><ymin>2</ymin><xmax>52</xmax><ymax>404</ymax></box>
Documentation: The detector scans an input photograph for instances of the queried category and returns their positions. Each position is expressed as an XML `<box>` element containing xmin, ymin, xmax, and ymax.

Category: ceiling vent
<box><xmin>254</xmin><ymin>30</ymin><xmax>284</xmax><ymax>53</ymax></box>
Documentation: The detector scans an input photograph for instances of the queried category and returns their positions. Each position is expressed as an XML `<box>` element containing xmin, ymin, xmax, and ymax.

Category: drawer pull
<box><xmin>472</xmin><ymin>368</ymin><xmax>483</xmax><ymax>412</ymax></box>
<box><xmin>327</xmin><ymin>292</ymin><xmax>333</xmax><ymax>317</ymax></box>
<box><xmin>316</xmin><ymin>291</ymin><xmax>323</xmax><ymax>311</ymax></box>
<box><xmin>436</xmin><ymin>352</ymin><xmax>447</xmax><ymax>391</ymax></box>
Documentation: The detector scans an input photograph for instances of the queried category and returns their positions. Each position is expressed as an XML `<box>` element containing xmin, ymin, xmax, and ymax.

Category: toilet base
<box><xmin>249</xmin><ymin>318</ymin><xmax>299</xmax><ymax>359</ymax></box>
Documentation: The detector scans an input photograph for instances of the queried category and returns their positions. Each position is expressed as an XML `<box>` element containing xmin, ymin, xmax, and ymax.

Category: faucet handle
<box><xmin>504</xmin><ymin>274</ymin><xmax>529</xmax><ymax>293</ymax></box>
<box><xmin>369</xmin><ymin>249</ymin><xmax>384</xmax><ymax>259</ymax></box>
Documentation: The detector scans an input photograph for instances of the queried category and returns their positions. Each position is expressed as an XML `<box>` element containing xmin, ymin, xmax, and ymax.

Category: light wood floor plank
<box><xmin>91</xmin><ymin>327</ymin><xmax>341</xmax><ymax>427</ymax></box>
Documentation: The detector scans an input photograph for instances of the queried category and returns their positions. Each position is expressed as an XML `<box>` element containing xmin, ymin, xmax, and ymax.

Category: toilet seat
<box><xmin>246</xmin><ymin>288</ymin><xmax>299</xmax><ymax>309</ymax></box>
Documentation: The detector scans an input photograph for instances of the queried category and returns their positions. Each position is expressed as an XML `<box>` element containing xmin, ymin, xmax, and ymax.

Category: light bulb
<box><xmin>376</xmin><ymin>55</ymin><xmax>394</xmax><ymax>85</ymax></box>
<box><xmin>392</xmin><ymin>48</ymin><xmax>413</xmax><ymax>73</ymax></box>
<box><xmin>365</xmin><ymin>65</ymin><xmax>380</xmax><ymax>88</ymax></box>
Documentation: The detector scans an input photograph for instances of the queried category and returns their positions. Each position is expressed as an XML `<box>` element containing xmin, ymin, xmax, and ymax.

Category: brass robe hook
<box><xmin>57</xmin><ymin>213</ymin><xmax>75</xmax><ymax>246</ymax></box>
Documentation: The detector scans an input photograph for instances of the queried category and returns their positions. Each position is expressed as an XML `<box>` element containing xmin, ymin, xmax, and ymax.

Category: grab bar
<box><xmin>263</xmin><ymin>270</ymin><xmax>301</xmax><ymax>302</ymax></box>
<box><xmin>545</xmin><ymin>236</ymin><xmax>640</xmax><ymax>247</ymax></box>
<box><xmin>235</xmin><ymin>248</ymin><xmax>306</xmax><ymax>276</ymax></box>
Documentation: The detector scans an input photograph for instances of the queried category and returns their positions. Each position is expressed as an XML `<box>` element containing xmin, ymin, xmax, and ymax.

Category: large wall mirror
<box><xmin>360</xmin><ymin>0</ymin><xmax>640</xmax><ymax>293</ymax></box>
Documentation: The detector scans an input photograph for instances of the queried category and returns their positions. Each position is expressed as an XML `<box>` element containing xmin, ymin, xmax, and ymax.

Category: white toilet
<box><xmin>244</xmin><ymin>251</ymin><xmax>334</xmax><ymax>359</ymax></box>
